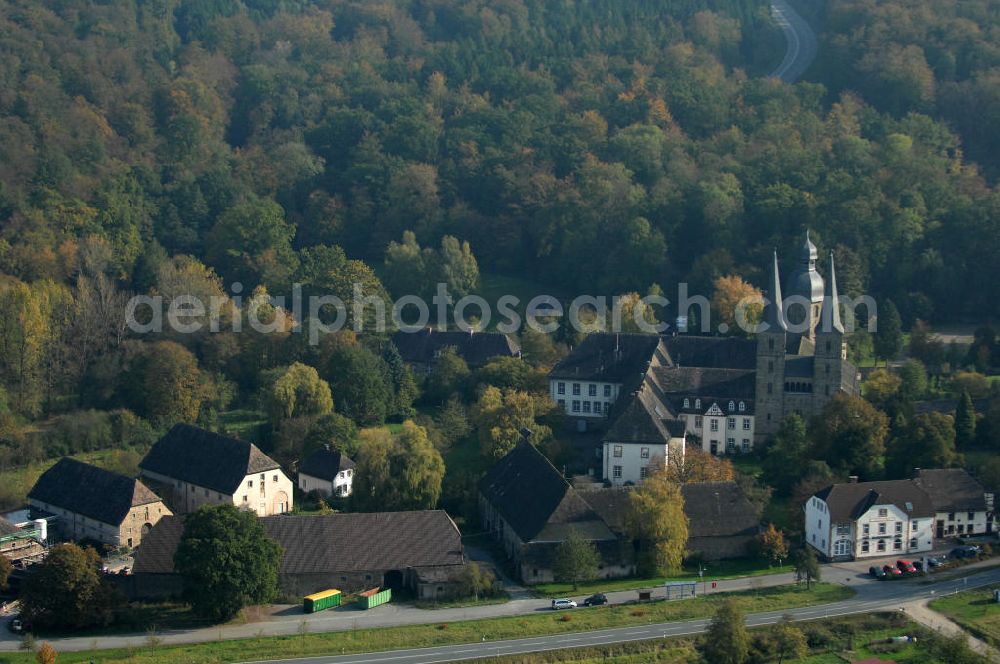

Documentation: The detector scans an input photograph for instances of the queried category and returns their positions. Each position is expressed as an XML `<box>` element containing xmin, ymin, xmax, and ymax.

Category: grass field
<box><xmin>450</xmin><ymin>613</ymin><xmax>956</xmax><ymax>663</ymax></box>
<box><xmin>0</xmin><ymin>584</ymin><xmax>851</xmax><ymax>664</ymax></box>
<box><xmin>929</xmin><ymin>584</ymin><xmax>1000</xmax><ymax>646</ymax></box>
<box><xmin>534</xmin><ymin>558</ymin><xmax>795</xmax><ymax>597</ymax></box>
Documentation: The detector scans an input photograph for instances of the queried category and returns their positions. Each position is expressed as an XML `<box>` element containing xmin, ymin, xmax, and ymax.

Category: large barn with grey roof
<box><xmin>479</xmin><ymin>442</ymin><xmax>761</xmax><ymax>583</ymax></box>
<box><xmin>128</xmin><ymin>511</ymin><xmax>466</xmax><ymax>600</ymax></box>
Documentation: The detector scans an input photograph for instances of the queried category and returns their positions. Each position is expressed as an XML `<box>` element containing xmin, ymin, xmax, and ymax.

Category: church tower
<box><xmin>814</xmin><ymin>251</ymin><xmax>846</xmax><ymax>405</ymax></box>
<box><xmin>784</xmin><ymin>231</ymin><xmax>825</xmax><ymax>349</ymax></box>
<box><xmin>755</xmin><ymin>250</ymin><xmax>787</xmax><ymax>441</ymax></box>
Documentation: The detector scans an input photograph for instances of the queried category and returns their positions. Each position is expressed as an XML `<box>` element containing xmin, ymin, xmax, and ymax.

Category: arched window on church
<box><xmin>769</xmin><ymin>338</ymin><xmax>775</xmax><ymax>351</ymax></box>
<box><xmin>826</xmin><ymin>340</ymin><xmax>832</xmax><ymax>353</ymax></box>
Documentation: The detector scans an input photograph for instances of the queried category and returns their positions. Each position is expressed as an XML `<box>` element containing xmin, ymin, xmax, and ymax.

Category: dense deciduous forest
<box><xmin>811</xmin><ymin>0</ymin><xmax>1000</xmax><ymax>179</ymax></box>
<box><xmin>0</xmin><ymin>0</ymin><xmax>996</xmax><ymax>321</ymax></box>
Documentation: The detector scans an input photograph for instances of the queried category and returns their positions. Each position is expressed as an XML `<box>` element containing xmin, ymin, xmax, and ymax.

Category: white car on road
<box><xmin>551</xmin><ymin>599</ymin><xmax>577</xmax><ymax>610</ymax></box>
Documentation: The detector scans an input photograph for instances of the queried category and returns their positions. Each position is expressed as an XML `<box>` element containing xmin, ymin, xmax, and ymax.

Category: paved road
<box><xmin>243</xmin><ymin>567</ymin><xmax>1000</xmax><ymax>664</ymax></box>
<box><xmin>769</xmin><ymin>0</ymin><xmax>818</xmax><ymax>83</ymax></box>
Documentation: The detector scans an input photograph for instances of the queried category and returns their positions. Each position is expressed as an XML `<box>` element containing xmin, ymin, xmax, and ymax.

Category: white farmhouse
<box><xmin>298</xmin><ymin>446</ymin><xmax>356</xmax><ymax>498</ymax></box>
<box><xmin>805</xmin><ymin>479</ymin><xmax>934</xmax><ymax>561</ymax></box>
<box><xmin>914</xmin><ymin>468</ymin><xmax>994</xmax><ymax>538</ymax></box>
<box><xmin>140</xmin><ymin>424</ymin><xmax>293</xmax><ymax>517</ymax></box>
<box><xmin>602</xmin><ymin>387</ymin><xmax>686</xmax><ymax>485</ymax></box>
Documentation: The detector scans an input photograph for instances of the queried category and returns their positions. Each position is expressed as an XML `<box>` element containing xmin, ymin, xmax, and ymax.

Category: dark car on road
<box><xmin>924</xmin><ymin>556</ymin><xmax>946</xmax><ymax>569</ymax></box>
<box><xmin>583</xmin><ymin>593</ymin><xmax>608</xmax><ymax>607</ymax></box>
<box><xmin>869</xmin><ymin>566</ymin><xmax>887</xmax><ymax>579</ymax></box>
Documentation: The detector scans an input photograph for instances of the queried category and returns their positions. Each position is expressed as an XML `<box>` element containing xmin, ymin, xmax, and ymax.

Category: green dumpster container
<box><xmin>356</xmin><ymin>587</ymin><xmax>391</xmax><ymax>609</ymax></box>
<box><xmin>303</xmin><ymin>589</ymin><xmax>342</xmax><ymax>613</ymax></box>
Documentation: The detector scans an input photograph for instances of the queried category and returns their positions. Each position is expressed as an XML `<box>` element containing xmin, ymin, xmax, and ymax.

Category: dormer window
<box><xmin>728</xmin><ymin>401</ymin><xmax>735</xmax><ymax>411</ymax></box>
<box><xmin>739</xmin><ymin>401</ymin><xmax>746</xmax><ymax>412</ymax></box>
<box><xmin>695</xmin><ymin>399</ymin><xmax>701</xmax><ymax>409</ymax></box>
<box><xmin>683</xmin><ymin>398</ymin><xmax>690</xmax><ymax>408</ymax></box>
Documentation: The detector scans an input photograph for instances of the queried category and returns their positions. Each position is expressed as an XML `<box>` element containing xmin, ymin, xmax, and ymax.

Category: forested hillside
<box><xmin>0</xmin><ymin>0</ymin><xmax>996</xmax><ymax>322</ymax></box>
<box><xmin>811</xmin><ymin>0</ymin><xmax>1000</xmax><ymax>179</ymax></box>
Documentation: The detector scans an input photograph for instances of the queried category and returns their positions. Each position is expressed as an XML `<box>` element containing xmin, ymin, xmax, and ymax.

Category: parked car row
<box><xmin>869</xmin><ymin>552</ymin><xmax>970</xmax><ymax>580</ymax></box>
<box><xmin>551</xmin><ymin>594</ymin><xmax>608</xmax><ymax>610</ymax></box>
<box><xmin>869</xmin><ymin>559</ymin><xmax>924</xmax><ymax>579</ymax></box>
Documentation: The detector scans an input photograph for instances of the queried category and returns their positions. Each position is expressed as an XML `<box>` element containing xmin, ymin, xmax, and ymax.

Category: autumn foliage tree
<box><xmin>664</xmin><ymin>447</ymin><xmax>735</xmax><ymax>484</ymax></box>
<box><xmin>712</xmin><ymin>275</ymin><xmax>763</xmax><ymax>336</ymax></box>
<box><xmin>756</xmin><ymin>524</ymin><xmax>788</xmax><ymax>566</ymax></box>
<box><xmin>351</xmin><ymin>421</ymin><xmax>445</xmax><ymax>512</ymax></box>
<box><xmin>472</xmin><ymin>386</ymin><xmax>554</xmax><ymax>459</ymax></box>
<box><xmin>626</xmin><ymin>465</ymin><xmax>689</xmax><ymax>576</ymax></box>
<box><xmin>258</xmin><ymin>362</ymin><xmax>333</xmax><ymax>426</ymax></box>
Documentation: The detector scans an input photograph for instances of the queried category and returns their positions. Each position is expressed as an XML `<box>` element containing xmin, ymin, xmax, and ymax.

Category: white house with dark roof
<box><xmin>298</xmin><ymin>446</ymin><xmax>356</xmax><ymax>498</ymax></box>
<box><xmin>140</xmin><ymin>424</ymin><xmax>292</xmax><ymax>516</ymax></box>
<box><xmin>914</xmin><ymin>468</ymin><xmax>994</xmax><ymax>538</ymax></box>
<box><xmin>602</xmin><ymin>386</ymin><xmax>685</xmax><ymax>485</ymax></box>
<box><xmin>805</xmin><ymin>479</ymin><xmax>935</xmax><ymax>561</ymax></box>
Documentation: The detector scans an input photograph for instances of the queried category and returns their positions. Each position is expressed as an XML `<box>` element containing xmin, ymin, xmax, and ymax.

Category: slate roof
<box><xmin>392</xmin><ymin>330</ymin><xmax>519</xmax><ymax>367</ymax></box>
<box><xmin>579</xmin><ymin>487</ymin><xmax>631</xmax><ymax>534</ymax></box>
<box><xmin>914</xmin><ymin>469</ymin><xmax>989</xmax><ymax>513</ymax></box>
<box><xmin>604</xmin><ymin>388</ymin><xmax>683</xmax><ymax>445</ymax></box>
<box><xmin>549</xmin><ymin>333</ymin><xmax>662</xmax><ymax>382</ymax></box>
<box><xmin>28</xmin><ymin>458</ymin><xmax>163</xmax><ymax>526</ymax></box>
<box><xmin>133</xmin><ymin>511</ymin><xmax>464</xmax><ymax>575</ymax></box>
<box><xmin>299</xmin><ymin>448</ymin><xmax>356</xmax><ymax>481</ymax></box>
<box><xmin>682</xmin><ymin>482</ymin><xmax>760</xmax><ymax>538</ymax></box>
<box><xmin>651</xmin><ymin>367</ymin><xmax>756</xmax><ymax>400</ymax></box>
<box><xmin>814</xmin><ymin>480</ymin><xmax>934</xmax><ymax>522</ymax></box>
<box><xmin>661</xmin><ymin>336</ymin><xmax>757</xmax><ymax>370</ymax></box>
<box><xmin>140</xmin><ymin>424</ymin><xmax>281</xmax><ymax>495</ymax></box>
<box><xmin>579</xmin><ymin>482</ymin><xmax>759</xmax><ymax>539</ymax></box>
<box><xmin>478</xmin><ymin>443</ymin><xmax>614</xmax><ymax>543</ymax></box>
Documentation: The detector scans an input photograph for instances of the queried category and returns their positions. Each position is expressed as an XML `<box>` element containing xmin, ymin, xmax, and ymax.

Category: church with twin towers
<box><xmin>754</xmin><ymin>231</ymin><xmax>861</xmax><ymax>439</ymax></box>
<box><xmin>548</xmin><ymin>231</ymin><xmax>860</xmax><ymax>471</ymax></box>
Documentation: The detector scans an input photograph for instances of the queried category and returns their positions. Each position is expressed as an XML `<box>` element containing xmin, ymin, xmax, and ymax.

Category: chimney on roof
<box><xmin>848</xmin><ymin>475</ymin><xmax>859</xmax><ymax>484</ymax></box>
